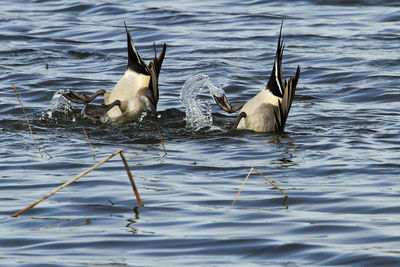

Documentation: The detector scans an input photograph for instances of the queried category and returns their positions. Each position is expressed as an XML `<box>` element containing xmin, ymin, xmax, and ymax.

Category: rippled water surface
<box><xmin>1</xmin><ymin>0</ymin><xmax>400</xmax><ymax>266</ymax></box>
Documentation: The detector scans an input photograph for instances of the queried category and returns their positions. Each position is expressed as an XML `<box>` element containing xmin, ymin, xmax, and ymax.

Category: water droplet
<box><xmin>180</xmin><ymin>73</ymin><xmax>225</xmax><ymax>131</ymax></box>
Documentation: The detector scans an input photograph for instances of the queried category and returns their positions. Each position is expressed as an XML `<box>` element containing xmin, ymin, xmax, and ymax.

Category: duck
<box><xmin>63</xmin><ymin>22</ymin><xmax>166</xmax><ymax>123</ymax></box>
<box><xmin>212</xmin><ymin>23</ymin><xmax>300</xmax><ymax>132</ymax></box>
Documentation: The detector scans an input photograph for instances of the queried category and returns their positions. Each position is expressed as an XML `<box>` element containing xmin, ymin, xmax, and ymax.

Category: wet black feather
<box><xmin>267</xmin><ymin>21</ymin><xmax>285</xmax><ymax>98</ymax></box>
<box><xmin>124</xmin><ymin>22</ymin><xmax>150</xmax><ymax>75</ymax></box>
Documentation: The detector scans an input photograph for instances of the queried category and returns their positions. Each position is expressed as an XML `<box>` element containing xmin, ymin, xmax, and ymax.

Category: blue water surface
<box><xmin>1</xmin><ymin>0</ymin><xmax>400</xmax><ymax>266</ymax></box>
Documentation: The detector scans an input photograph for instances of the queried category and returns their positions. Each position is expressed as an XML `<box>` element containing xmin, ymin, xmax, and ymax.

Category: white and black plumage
<box><xmin>63</xmin><ymin>23</ymin><xmax>166</xmax><ymax>122</ymax></box>
<box><xmin>213</xmin><ymin>23</ymin><xmax>300</xmax><ymax>132</ymax></box>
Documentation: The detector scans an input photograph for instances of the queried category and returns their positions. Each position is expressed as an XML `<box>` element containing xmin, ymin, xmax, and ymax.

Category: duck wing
<box><xmin>274</xmin><ymin>66</ymin><xmax>300</xmax><ymax>131</ymax></box>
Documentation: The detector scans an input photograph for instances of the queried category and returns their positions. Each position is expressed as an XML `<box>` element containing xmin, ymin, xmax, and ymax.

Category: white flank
<box><xmin>105</xmin><ymin>69</ymin><xmax>151</xmax><ymax>121</ymax></box>
<box><xmin>237</xmin><ymin>89</ymin><xmax>281</xmax><ymax>132</ymax></box>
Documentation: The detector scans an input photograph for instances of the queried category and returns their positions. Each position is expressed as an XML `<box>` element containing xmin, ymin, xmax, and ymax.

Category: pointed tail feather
<box><xmin>267</xmin><ymin>21</ymin><xmax>285</xmax><ymax>98</ymax></box>
<box><xmin>148</xmin><ymin>43</ymin><xmax>167</xmax><ymax>109</ymax></box>
<box><xmin>149</xmin><ymin>62</ymin><xmax>159</xmax><ymax>108</ymax></box>
<box><xmin>155</xmin><ymin>43</ymin><xmax>166</xmax><ymax>78</ymax></box>
<box><xmin>124</xmin><ymin>22</ymin><xmax>149</xmax><ymax>75</ymax></box>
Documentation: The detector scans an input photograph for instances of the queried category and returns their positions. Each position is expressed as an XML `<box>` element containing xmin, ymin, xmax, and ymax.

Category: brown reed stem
<box><xmin>119</xmin><ymin>151</ymin><xmax>143</xmax><ymax>206</ymax></box>
<box><xmin>12</xmin><ymin>84</ymin><xmax>44</xmax><ymax>158</ymax></box>
<box><xmin>11</xmin><ymin>149</ymin><xmax>123</xmax><ymax>217</ymax></box>
<box><xmin>156</xmin><ymin>125</ymin><xmax>167</xmax><ymax>156</ymax></box>
<box><xmin>231</xmin><ymin>167</ymin><xmax>288</xmax><ymax>207</ymax></box>
<box><xmin>254</xmin><ymin>168</ymin><xmax>288</xmax><ymax>198</ymax></box>
<box><xmin>231</xmin><ymin>167</ymin><xmax>254</xmax><ymax>207</ymax></box>
<box><xmin>83</xmin><ymin>128</ymin><xmax>96</xmax><ymax>160</ymax></box>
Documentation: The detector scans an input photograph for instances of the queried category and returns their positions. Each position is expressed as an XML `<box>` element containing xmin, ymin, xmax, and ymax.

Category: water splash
<box><xmin>180</xmin><ymin>73</ymin><xmax>225</xmax><ymax>131</ymax></box>
<box><xmin>44</xmin><ymin>89</ymin><xmax>76</xmax><ymax>121</ymax></box>
<box><xmin>51</xmin><ymin>89</ymin><xmax>74</xmax><ymax>113</ymax></box>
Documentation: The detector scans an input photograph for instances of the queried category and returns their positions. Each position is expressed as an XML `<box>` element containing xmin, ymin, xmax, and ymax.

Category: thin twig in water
<box><xmin>119</xmin><ymin>150</ymin><xmax>143</xmax><ymax>206</ymax></box>
<box><xmin>156</xmin><ymin>125</ymin><xmax>167</xmax><ymax>156</ymax></box>
<box><xmin>11</xmin><ymin>149</ymin><xmax>122</xmax><ymax>217</ymax></box>
<box><xmin>231</xmin><ymin>167</ymin><xmax>254</xmax><ymax>207</ymax></box>
<box><xmin>40</xmin><ymin>57</ymin><xmax>49</xmax><ymax>69</ymax></box>
<box><xmin>12</xmin><ymin>84</ymin><xmax>44</xmax><ymax>158</ymax></box>
<box><xmin>231</xmin><ymin>167</ymin><xmax>288</xmax><ymax>207</ymax></box>
<box><xmin>11</xmin><ymin>149</ymin><xmax>143</xmax><ymax>217</ymax></box>
<box><xmin>253</xmin><ymin>168</ymin><xmax>288</xmax><ymax>198</ymax></box>
<box><xmin>83</xmin><ymin>128</ymin><xmax>96</xmax><ymax>160</ymax></box>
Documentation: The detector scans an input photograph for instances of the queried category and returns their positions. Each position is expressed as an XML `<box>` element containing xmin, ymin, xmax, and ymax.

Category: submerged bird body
<box><xmin>213</xmin><ymin>23</ymin><xmax>300</xmax><ymax>133</ymax></box>
<box><xmin>63</xmin><ymin>23</ymin><xmax>166</xmax><ymax>123</ymax></box>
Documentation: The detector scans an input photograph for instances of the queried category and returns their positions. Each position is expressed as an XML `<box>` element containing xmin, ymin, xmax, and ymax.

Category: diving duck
<box><xmin>213</xmin><ymin>23</ymin><xmax>300</xmax><ymax>132</ymax></box>
<box><xmin>63</xmin><ymin>22</ymin><xmax>166</xmax><ymax>123</ymax></box>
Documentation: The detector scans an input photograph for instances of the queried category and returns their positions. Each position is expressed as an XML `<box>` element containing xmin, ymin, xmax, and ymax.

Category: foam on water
<box><xmin>180</xmin><ymin>73</ymin><xmax>225</xmax><ymax>131</ymax></box>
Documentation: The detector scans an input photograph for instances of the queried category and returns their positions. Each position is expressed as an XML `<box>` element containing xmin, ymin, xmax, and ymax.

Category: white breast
<box><xmin>105</xmin><ymin>69</ymin><xmax>151</xmax><ymax>121</ymax></box>
<box><xmin>237</xmin><ymin>89</ymin><xmax>280</xmax><ymax>132</ymax></box>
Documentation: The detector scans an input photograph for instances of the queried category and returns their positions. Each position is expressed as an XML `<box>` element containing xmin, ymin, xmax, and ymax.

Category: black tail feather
<box><xmin>124</xmin><ymin>22</ymin><xmax>149</xmax><ymax>75</ymax></box>
<box><xmin>148</xmin><ymin>42</ymin><xmax>167</xmax><ymax>109</ymax></box>
<box><xmin>267</xmin><ymin>21</ymin><xmax>285</xmax><ymax>98</ymax></box>
<box><xmin>123</xmin><ymin>22</ymin><xmax>167</xmax><ymax>109</ymax></box>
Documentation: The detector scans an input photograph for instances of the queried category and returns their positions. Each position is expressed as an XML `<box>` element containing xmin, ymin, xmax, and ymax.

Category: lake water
<box><xmin>1</xmin><ymin>0</ymin><xmax>400</xmax><ymax>266</ymax></box>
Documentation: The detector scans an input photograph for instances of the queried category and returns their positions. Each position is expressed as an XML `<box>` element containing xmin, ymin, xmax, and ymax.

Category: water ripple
<box><xmin>1</xmin><ymin>0</ymin><xmax>400</xmax><ymax>266</ymax></box>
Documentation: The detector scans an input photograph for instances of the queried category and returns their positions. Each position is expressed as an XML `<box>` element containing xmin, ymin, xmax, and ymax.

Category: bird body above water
<box><xmin>104</xmin><ymin>70</ymin><xmax>153</xmax><ymax>122</ymax></box>
<box><xmin>63</xmin><ymin>22</ymin><xmax>166</xmax><ymax>123</ymax></box>
<box><xmin>213</xmin><ymin>22</ymin><xmax>300</xmax><ymax>133</ymax></box>
<box><xmin>236</xmin><ymin>89</ymin><xmax>281</xmax><ymax>132</ymax></box>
